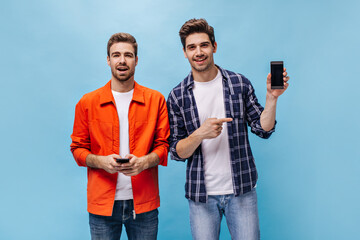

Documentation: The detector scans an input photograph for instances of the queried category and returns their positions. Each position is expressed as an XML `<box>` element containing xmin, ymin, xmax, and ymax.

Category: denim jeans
<box><xmin>89</xmin><ymin>200</ymin><xmax>158</xmax><ymax>240</ymax></box>
<box><xmin>188</xmin><ymin>189</ymin><xmax>260</xmax><ymax>240</ymax></box>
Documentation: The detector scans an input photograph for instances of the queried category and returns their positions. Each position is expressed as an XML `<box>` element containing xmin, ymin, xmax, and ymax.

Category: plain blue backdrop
<box><xmin>1</xmin><ymin>0</ymin><xmax>359</xmax><ymax>239</ymax></box>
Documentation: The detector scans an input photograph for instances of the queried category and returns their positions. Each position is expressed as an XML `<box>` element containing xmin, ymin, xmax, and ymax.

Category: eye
<box><xmin>187</xmin><ymin>45</ymin><xmax>195</xmax><ymax>50</ymax></box>
<box><xmin>201</xmin><ymin>43</ymin><xmax>209</xmax><ymax>48</ymax></box>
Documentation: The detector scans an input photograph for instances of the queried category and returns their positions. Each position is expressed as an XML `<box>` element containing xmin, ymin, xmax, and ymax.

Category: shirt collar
<box><xmin>99</xmin><ymin>80</ymin><xmax>145</xmax><ymax>105</ymax></box>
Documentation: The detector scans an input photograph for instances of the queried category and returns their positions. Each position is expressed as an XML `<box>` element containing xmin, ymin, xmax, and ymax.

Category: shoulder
<box><xmin>221</xmin><ymin>68</ymin><xmax>251</xmax><ymax>86</ymax></box>
<box><xmin>167</xmin><ymin>76</ymin><xmax>189</xmax><ymax>104</ymax></box>
<box><xmin>77</xmin><ymin>84</ymin><xmax>107</xmax><ymax>106</ymax></box>
<box><xmin>220</xmin><ymin>68</ymin><xmax>254</xmax><ymax>95</ymax></box>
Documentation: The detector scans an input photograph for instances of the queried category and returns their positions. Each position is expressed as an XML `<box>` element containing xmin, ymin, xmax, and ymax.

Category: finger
<box><xmin>283</xmin><ymin>67</ymin><xmax>286</xmax><ymax>72</ymax></box>
<box><xmin>110</xmin><ymin>154</ymin><xmax>121</xmax><ymax>161</ymax></box>
<box><xmin>283</xmin><ymin>76</ymin><xmax>290</xmax><ymax>82</ymax></box>
<box><xmin>267</xmin><ymin>73</ymin><xmax>271</xmax><ymax>83</ymax></box>
<box><xmin>121</xmin><ymin>161</ymin><xmax>134</xmax><ymax>168</ymax></box>
<box><xmin>283</xmin><ymin>71</ymin><xmax>287</xmax><ymax>76</ymax></box>
<box><xmin>125</xmin><ymin>154</ymin><xmax>134</xmax><ymax>159</ymax></box>
<box><xmin>216</xmin><ymin>118</ymin><xmax>233</xmax><ymax>123</ymax></box>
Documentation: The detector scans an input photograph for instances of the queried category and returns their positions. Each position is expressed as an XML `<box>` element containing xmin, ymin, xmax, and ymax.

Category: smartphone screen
<box><xmin>116</xmin><ymin>158</ymin><xmax>130</xmax><ymax>163</ymax></box>
<box><xmin>271</xmin><ymin>61</ymin><xmax>284</xmax><ymax>89</ymax></box>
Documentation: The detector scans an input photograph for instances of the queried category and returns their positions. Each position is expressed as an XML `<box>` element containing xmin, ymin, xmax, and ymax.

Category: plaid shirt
<box><xmin>167</xmin><ymin>66</ymin><xmax>275</xmax><ymax>203</ymax></box>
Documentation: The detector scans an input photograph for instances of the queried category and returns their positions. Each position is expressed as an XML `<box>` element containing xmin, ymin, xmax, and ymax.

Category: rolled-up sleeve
<box><xmin>70</xmin><ymin>99</ymin><xmax>91</xmax><ymax>167</ymax></box>
<box><xmin>167</xmin><ymin>91</ymin><xmax>187</xmax><ymax>162</ymax></box>
<box><xmin>151</xmin><ymin>96</ymin><xmax>170</xmax><ymax>166</ymax></box>
<box><xmin>244</xmin><ymin>80</ymin><xmax>275</xmax><ymax>139</ymax></box>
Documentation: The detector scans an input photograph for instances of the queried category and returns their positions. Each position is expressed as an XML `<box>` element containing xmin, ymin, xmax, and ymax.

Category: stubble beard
<box><xmin>112</xmin><ymin>68</ymin><xmax>135</xmax><ymax>82</ymax></box>
<box><xmin>191</xmin><ymin>55</ymin><xmax>213</xmax><ymax>73</ymax></box>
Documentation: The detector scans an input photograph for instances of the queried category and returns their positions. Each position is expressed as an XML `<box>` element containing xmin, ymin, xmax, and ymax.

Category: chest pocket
<box><xmin>230</xmin><ymin>94</ymin><xmax>245</xmax><ymax>120</ymax></box>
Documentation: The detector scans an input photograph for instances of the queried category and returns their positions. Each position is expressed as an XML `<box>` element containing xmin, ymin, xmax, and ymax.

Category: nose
<box><xmin>119</xmin><ymin>55</ymin><xmax>126</xmax><ymax>64</ymax></box>
<box><xmin>195</xmin><ymin>46</ymin><xmax>202</xmax><ymax>56</ymax></box>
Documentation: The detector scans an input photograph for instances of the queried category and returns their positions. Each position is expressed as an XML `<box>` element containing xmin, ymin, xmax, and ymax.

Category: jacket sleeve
<box><xmin>70</xmin><ymin>99</ymin><xmax>91</xmax><ymax>167</ymax></box>
<box><xmin>151</xmin><ymin>95</ymin><xmax>170</xmax><ymax>166</ymax></box>
<box><xmin>243</xmin><ymin>77</ymin><xmax>275</xmax><ymax>139</ymax></box>
<box><xmin>166</xmin><ymin>91</ymin><xmax>187</xmax><ymax>162</ymax></box>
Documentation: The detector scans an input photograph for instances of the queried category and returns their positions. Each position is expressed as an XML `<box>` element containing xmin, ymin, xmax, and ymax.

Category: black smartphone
<box><xmin>116</xmin><ymin>158</ymin><xmax>130</xmax><ymax>163</ymax></box>
<box><xmin>271</xmin><ymin>61</ymin><xmax>284</xmax><ymax>89</ymax></box>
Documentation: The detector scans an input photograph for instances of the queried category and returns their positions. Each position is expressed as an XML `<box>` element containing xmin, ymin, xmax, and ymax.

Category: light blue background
<box><xmin>1</xmin><ymin>0</ymin><xmax>359</xmax><ymax>239</ymax></box>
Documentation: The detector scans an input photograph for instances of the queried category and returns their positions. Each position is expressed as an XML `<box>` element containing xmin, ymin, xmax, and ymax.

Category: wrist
<box><xmin>140</xmin><ymin>156</ymin><xmax>149</xmax><ymax>170</ymax></box>
<box><xmin>191</xmin><ymin>129</ymin><xmax>204</xmax><ymax>142</ymax></box>
<box><xmin>266</xmin><ymin>92</ymin><xmax>278</xmax><ymax>102</ymax></box>
<box><xmin>86</xmin><ymin>154</ymin><xmax>101</xmax><ymax>169</ymax></box>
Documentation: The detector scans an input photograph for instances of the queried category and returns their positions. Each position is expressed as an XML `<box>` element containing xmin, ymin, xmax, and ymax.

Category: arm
<box><xmin>70</xmin><ymin>100</ymin><xmax>92</xmax><ymax>167</ymax></box>
<box><xmin>175</xmin><ymin>118</ymin><xmax>232</xmax><ymax>159</ymax></box>
<box><xmin>149</xmin><ymin>95</ymin><xmax>170</xmax><ymax>166</ymax></box>
<box><xmin>70</xmin><ymin>98</ymin><xmax>123</xmax><ymax>173</ymax></box>
<box><xmin>260</xmin><ymin>68</ymin><xmax>290</xmax><ymax>131</ymax></box>
<box><xmin>166</xmin><ymin>92</ymin><xmax>231</xmax><ymax>160</ymax></box>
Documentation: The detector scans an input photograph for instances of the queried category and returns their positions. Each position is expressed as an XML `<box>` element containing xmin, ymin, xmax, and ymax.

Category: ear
<box><xmin>135</xmin><ymin>56</ymin><xmax>138</xmax><ymax>66</ymax></box>
<box><xmin>107</xmin><ymin>56</ymin><xmax>110</xmax><ymax>66</ymax></box>
<box><xmin>213</xmin><ymin>42</ymin><xmax>217</xmax><ymax>53</ymax></box>
<box><xmin>183</xmin><ymin>48</ymin><xmax>188</xmax><ymax>59</ymax></box>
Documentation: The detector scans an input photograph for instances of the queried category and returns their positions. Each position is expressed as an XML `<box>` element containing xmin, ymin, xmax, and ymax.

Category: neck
<box><xmin>192</xmin><ymin>64</ymin><xmax>218</xmax><ymax>82</ymax></box>
<box><xmin>111</xmin><ymin>77</ymin><xmax>135</xmax><ymax>92</ymax></box>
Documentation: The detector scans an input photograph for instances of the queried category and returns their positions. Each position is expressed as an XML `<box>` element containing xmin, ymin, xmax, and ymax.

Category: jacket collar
<box><xmin>99</xmin><ymin>80</ymin><xmax>145</xmax><ymax>105</ymax></box>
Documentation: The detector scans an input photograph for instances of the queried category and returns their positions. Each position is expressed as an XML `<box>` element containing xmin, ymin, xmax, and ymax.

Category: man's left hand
<box><xmin>118</xmin><ymin>154</ymin><xmax>147</xmax><ymax>176</ymax></box>
<box><xmin>267</xmin><ymin>67</ymin><xmax>290</xmax><ymax>98</ymax></box>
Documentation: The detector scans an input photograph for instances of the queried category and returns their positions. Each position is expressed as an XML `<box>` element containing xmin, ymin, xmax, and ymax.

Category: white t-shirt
<box><xmin>192</xmin><ymin>70</ymin><xmax>234</xmax><ymax>195</ymax></box>
<box><xmin>112</xmin><ymin>89</ymin><xmax>134</xmax><ymax>200</ymax></box>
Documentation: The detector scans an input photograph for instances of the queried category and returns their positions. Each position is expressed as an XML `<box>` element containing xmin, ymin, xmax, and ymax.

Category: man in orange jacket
<box><xmin>70</xmin><ymin>32</ymin><xmax>170</xmax><ymax>240</ymax></box>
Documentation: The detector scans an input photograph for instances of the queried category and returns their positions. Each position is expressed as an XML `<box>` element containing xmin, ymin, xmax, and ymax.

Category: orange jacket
<box><xmin>70</xmin><ymin>81</ymin><xmax>169</xmax><ymax>216</ymax></box>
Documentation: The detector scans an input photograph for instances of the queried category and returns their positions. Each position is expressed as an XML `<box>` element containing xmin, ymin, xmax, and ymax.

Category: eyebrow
<box><xmin>186</xmin><ymin>41</ymin><xmax>211</xmax><ymax>48</ymax></box>
<box><xmin>111</xmin><ymin>51</ymin><xmax>134</xmax><ymax>56</ymax></box>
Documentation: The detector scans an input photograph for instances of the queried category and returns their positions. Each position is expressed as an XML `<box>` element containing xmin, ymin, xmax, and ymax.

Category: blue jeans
<box><xmin>188</xmin><ymin>189</ymin><xmax>260</xmax><ymax>240</ymax></box>
<box><xmin>89</xmin><ymin>200</ymin><xmax>158</xmax><ymax>240</ymax></box>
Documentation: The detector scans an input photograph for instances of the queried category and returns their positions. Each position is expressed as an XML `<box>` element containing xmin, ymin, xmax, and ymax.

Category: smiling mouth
<box><xmin>194</xmin><ymin>56</ymin><xmax>207</xmax><ymax>63</ymax></box>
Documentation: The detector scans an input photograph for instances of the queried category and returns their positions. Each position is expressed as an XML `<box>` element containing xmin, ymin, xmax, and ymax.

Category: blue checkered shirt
<box><xmin>167</xmin><ymin>66</ymin><xmax>275</xmax><ymax>203</ymax></box>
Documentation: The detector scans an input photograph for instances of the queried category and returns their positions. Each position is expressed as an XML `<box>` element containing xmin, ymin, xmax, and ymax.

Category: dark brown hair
<box><xmin>179</xmin><ymin>18</ymin><xmax>215</xmax><ymax>48</ymax></box>
<box><xmin>107</xmin><ymin>33</ymin><xmax>138</xmax><ymax>57</ymax></box>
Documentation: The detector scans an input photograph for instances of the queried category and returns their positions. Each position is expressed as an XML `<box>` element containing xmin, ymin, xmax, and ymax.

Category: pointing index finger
<box><xmin>216</xmin><ymin>118</ymin><xmax>233</xmax><ymax>123</ymax></box>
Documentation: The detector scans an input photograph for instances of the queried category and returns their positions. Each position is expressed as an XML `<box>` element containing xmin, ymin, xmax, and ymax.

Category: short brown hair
<box><xmin>179</xmin><ymin>18</ymin><xmax>215</xmax><ymax>48</ymax></box>
<box><xmin>107</xmin><ymin>33</ymin><xmax>138</xmax><ymax>57</ymax></box>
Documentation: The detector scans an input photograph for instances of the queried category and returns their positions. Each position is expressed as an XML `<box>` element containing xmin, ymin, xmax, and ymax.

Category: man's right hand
<box><xmin>86</xmin><ymin>154</ymin><xmax>122</xmax><ymax>174</ymax></box>
<box><xmin>175</xmin><ymin>118</ymin><xmax>232</xmax><ymax>159</ymax></box>
<box><xmin>195</xmin><ymin>118</ymin><xmax>233</xmax><ymax>140</ymax></box>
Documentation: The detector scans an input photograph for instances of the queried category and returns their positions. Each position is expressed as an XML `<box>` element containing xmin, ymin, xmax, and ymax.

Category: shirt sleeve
<box><xmin>167</xmin><ymin>91</ymin><xmax>187</xmax><ymax>162</ymax></box>
<box><xmin>70</xmin><ymin>99</ymin><xmax>91</xmax><ymax>167</ymax></box>
<box><xmin>151</xmin><ymin>95</ymin><xmax>170</xmax><ymax>166</ymax></box>
<box><xmin>244</xmin><ymin>78</ymin><xmax>276</xmax><ymax>139</ymax></box>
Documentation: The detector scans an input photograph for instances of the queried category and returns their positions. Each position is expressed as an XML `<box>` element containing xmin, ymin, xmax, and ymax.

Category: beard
<box><xmin>191</xmin><ymin>55</ymin><xmax>212</xmax><ymax>73</ymax></box>
<box><xmin>111</xmin><ymin>67</ymin><xmax>135</xmax><ymax>82</ymax></box>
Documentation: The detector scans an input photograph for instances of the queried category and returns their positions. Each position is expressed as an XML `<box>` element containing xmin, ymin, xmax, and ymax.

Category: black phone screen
<box><xmin>116</xmin><ymin>158</ymin><xmax>130</xmax><ymax>163</ymax></box>
<box><xmin>271</xmin><ymin>61</ymin><xmax>284</xmax><ymax>89</ymax></box>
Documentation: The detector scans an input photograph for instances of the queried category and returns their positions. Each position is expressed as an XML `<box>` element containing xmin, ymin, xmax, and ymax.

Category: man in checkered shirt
<box><xmin>167</xmin><ymin>18</ymin><xmax>290</xmax><ymax>240</ymax></box>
